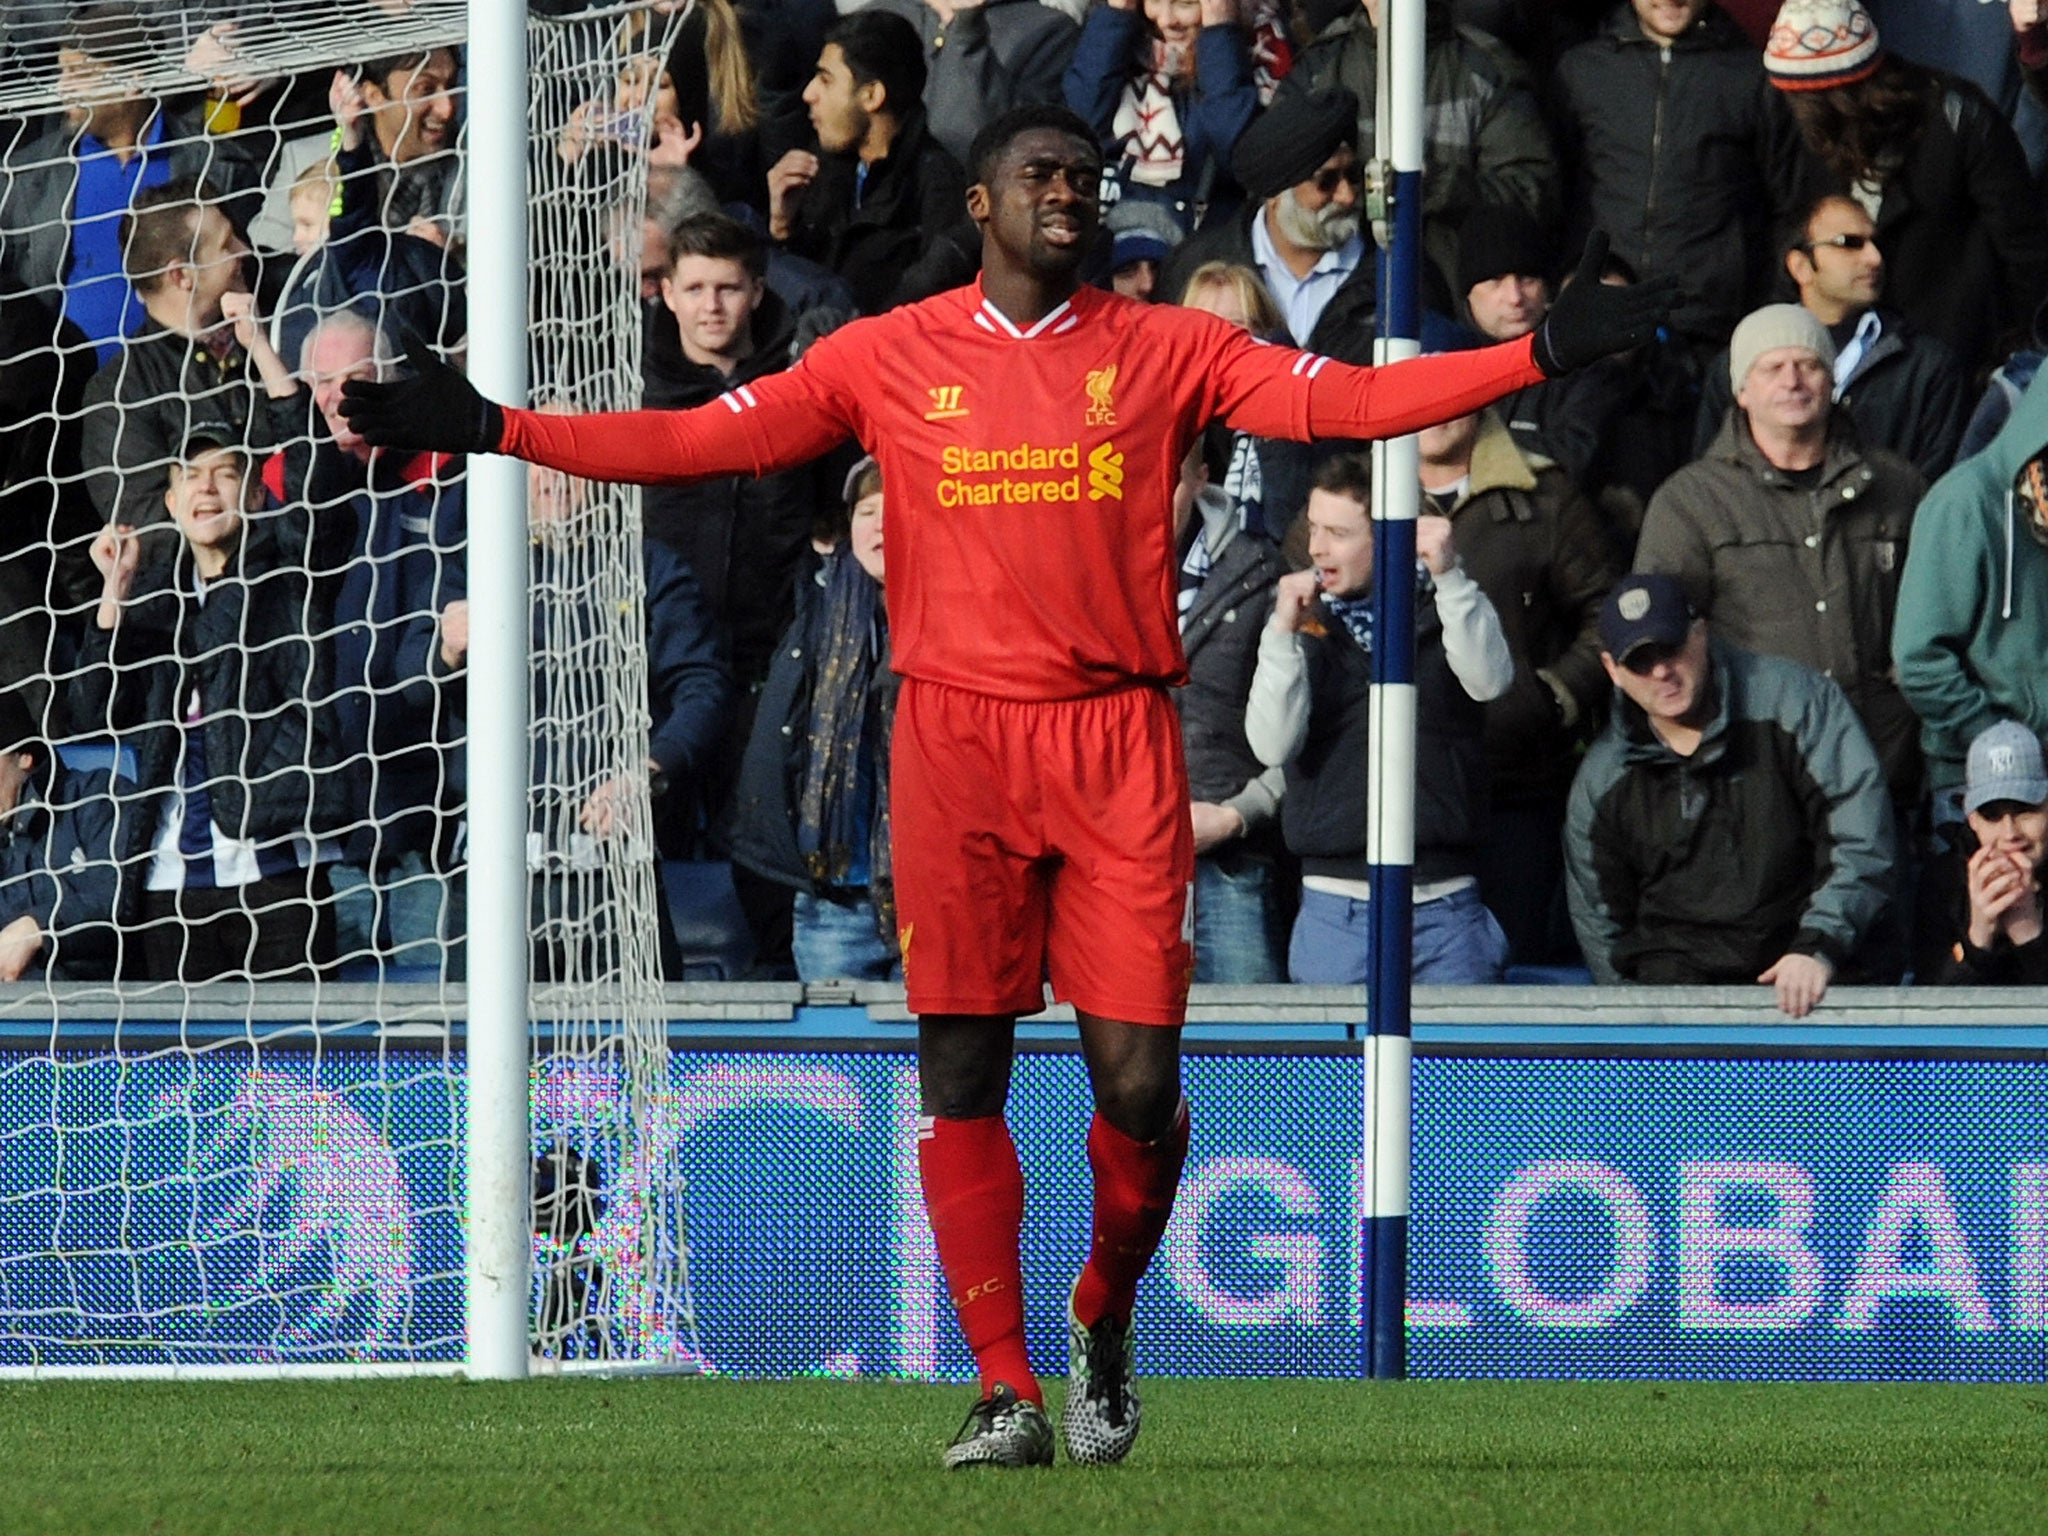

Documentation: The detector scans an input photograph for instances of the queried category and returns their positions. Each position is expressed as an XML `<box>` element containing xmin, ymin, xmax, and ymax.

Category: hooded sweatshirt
<box><xmin>1892</xmin><ymin>366</ymin><xmax>2048</xmax><ymax>795</ymax></box>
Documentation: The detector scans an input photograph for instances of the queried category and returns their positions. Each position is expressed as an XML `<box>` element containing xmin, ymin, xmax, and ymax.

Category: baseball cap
<box><xmin>1964</xmin><ymin>720</ymin><xmax>2048</xmax><ymax>816</ymax></box>
<box><xmin>1598</xmin><ymin>573</ymin><xmax>1697</xmax><ymax>665</ymax></box>
<box><xmin>176</xmin><ymin>420</ymin><xmax>245</xmax><ymax>462</ymax></box>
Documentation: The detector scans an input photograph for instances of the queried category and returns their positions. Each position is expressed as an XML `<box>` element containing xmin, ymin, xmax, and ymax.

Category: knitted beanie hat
<box><xmin>1765</xmin><ymin>0</ymin><xmax>1883</xmax><ymax>92</ymax></box>
<box><xmin>1729</xmin><ymin>303</ymin><xmax>1837</xmax><ymax>393</ymax></box>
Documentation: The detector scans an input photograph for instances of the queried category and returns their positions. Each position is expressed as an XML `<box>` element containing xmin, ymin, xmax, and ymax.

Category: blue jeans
<box><xmin>1287</xmin><ymin>883</ymin><xmax>1510</xmax><ymax>985</ymax></box>
<box><xmin>331</xmin><ymin>851</ymin><xmax>454</xmax><ymax>976</ymax></box>
<box><xmin>792</xmin><ymin>890</ymin><xmax>900</xmax><ymax>982</ymax></box>
<box><xmin>1193</xmin><ymin>851</ymin><xmax>1286</xmax><ymax>983</ymax></box>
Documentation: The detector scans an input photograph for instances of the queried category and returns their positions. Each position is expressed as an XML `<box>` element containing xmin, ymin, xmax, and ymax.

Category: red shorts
<box><xmin>890</xmin><ymin>678</ymin><xmax>1195</xmax><ymax>1026</ymax></box>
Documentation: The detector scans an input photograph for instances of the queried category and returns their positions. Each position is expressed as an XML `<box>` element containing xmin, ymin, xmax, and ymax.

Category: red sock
<box><xmin>918</xmin><ymin>1114</ymin><xmax>1038</xmax><ymax>1404</ymax></box>
<box><xmin>1072</xmin><ymin>1099</ymin><xmax>1191</xmax><ymax>1329</ymax></box>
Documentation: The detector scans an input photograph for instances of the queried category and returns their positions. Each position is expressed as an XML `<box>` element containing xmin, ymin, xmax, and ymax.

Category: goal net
<box><xmin>0</xmin><ymin>0</ymin><xmax>697</xmax><ymax>1372</ymax></box>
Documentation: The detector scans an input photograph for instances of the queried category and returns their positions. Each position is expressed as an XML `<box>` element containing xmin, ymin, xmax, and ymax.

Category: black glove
<box><xmin>1531</xmin><ymin>232</ymin><xmax>1682</xmax><ymax>377</ymax></box>
<box><xmin>337</xmin><ymin>346</ymin><xmax>505</xmax><ymax>455</ymax></box>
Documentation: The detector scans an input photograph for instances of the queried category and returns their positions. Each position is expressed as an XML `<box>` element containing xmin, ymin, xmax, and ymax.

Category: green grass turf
<box><xmin>1</xmin><ymin>1377</ymin><xmax>2045</xmax><ymax>1536</ymax></box>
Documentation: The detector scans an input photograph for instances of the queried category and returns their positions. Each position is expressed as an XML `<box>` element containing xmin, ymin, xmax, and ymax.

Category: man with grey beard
<box><xmin>1157</xmin><ymin>88</ymin><xmax>1379</xmax><ymax>363</ymax></box>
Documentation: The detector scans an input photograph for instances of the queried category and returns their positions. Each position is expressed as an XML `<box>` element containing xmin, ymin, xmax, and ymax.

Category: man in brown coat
<box><xmin>1635</xmin><ymin>301</ymin><xmax>1925</xmax><ymax>803</ymax></box>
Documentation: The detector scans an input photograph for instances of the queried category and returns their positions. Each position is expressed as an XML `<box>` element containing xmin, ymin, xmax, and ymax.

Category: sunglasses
<box><xmin>1621</xmin><ymin>641</ymin><xmax>1685</xmax><ymax>675</ymax></box>
<box><xmin>1310</xmin><ymin>163</ymin><xmax>1367</xmax><ymax>196</ymax></box>
<box><xmin>1803</xmin><ymin>232</ymin><xmax>1874</xmax><ymax>253</ymax></box>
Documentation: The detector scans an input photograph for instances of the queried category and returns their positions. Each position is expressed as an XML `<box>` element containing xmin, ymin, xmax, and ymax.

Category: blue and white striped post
<box><xmin>1363</xmin><ymin>0</ymin><xmax>1425</xmax><ymax>1381</ymax></box>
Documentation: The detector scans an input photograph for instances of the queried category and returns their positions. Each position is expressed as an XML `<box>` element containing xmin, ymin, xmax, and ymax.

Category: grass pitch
<box><xmin>2</xmin><ymin>1377</ymin><xmax>2044</xmax><ymax>1536</ymax></box>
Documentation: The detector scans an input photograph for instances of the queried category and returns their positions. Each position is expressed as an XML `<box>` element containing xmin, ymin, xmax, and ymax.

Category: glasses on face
<box><xmin>1804</xmin><ymin>232</ymin><xmax>1874</xmax><ymax>254</ymax></box>
<box><xmin>1621</xmin><ymin>641</ymin><xmax>1684</xmax><ymax>676</ymax></box>
<box><xmin>1310</xmin><ymin>163</ymin><xmax>1367</xmax><ymax>197</ymax></box>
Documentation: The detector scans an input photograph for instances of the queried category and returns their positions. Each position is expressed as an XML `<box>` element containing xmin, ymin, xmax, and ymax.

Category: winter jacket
<box><xmin>1692</xmin><ymin>309</ymin><xmax>1972</xmax><ymax>484</ymax></box>
<box><xmin>1280</xmin><ymin>0</ymin><xmax>1557</xmax><ymax>314</ymax></box>
<box><xmin>874</xmin><ymin>0</ymin><xmax>1080</xmax><ymax>169</ymax></box>
<box><xmin>1894</xmin><ymin>365</ymin><xmax>2048</xmax><ymax>796</ymax></box>
<box><xmin>77</xmin><ymin>324</ymin><xmax>280</xmax><ymax>538</ymax></box>
<box><xmin>1552</xmin><ymin>3</ymin><xmax>1812</xmax><ymax>344</ymax></box>
<box><xmin>0</xmin><ymin>762</ymin><xmax>123</xmax><ymax>979</ymax></box>
<box><xmin>1439</xmin><ymin>410</ymin><xmax>1617</xmax><ymax>807</ymax></box>
<box><xmin>0</xmin><ymin>105</ymin><xmax>262</xmax><ymax>297</ymax></box>
<box><xmin>641</xmin><ymin>289</ymin><xmax>827</xmax><ymax>686</ymax></box>
<box><xmin>1250</xmin><ymin>571</ymin><xmax>1508</xmax><ymax>884</ymax></box>
<box><xmin>1821</xmin><ymin>72</ymin><xmax>2048</xmax><ymax>374</ymax></box>
<box><xmin>1156</xmin><ymin>202</ymin><xmax>1378</xmax><ymax>364</ymax></box>
<box><xmin>780</xmin><ymin>108</ymin><xmax>976</xmax><ymax>315</ymax></box>
<box><xmin>1920</xmin><ymin>825</ymin><xmax>2048</xmax><ymax>984</ymax></box>
<box><xmin>1493</xmin><ymin>354</ymin><xmax>1634</xmax><ymax>493</ymax></box>
<box><xmin>70</xmin><ymin>500</ymin><xmax>357</xmax><ymax>902</ymax></box>
<box><xmin>249</xmin><ymin>129</ymin><xmax>463</xmax><ymax>255</ymax></box>
<box><xmin>1636</xmin><ymin>411</ymin><xmax>1924</xmax><ymax>797</ymax></box>
<box><xmin>1064</xmin><ymin>11</ymin><xmax>1258</xmax><ymax>235</ymax></box>
<box><xmin>1567</xmin><ymin>639</ymin><xmax>1895</xmax><ymax>983</ymax></box>
<box><xmin>729</xmin><ymin>567</ymin><xmax>892</xmax><ymax>895</ymax></box>
<box><xmin>1174</xmin><ymin>494</ymin><xmax>1285</xmax><ymax>833</ymax></box>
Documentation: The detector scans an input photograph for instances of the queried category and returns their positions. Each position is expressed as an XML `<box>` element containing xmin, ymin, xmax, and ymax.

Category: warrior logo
<box><xmin>925</xmin><ymin>385</ymin><xmax>968</xmax><ymax>421</ymax></box>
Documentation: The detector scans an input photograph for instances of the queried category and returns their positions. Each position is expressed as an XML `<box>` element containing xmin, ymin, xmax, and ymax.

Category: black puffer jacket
<box><xmin>1175</xmin><ymin>505</ymin><xmax>1285</xmax><ymax>826</ymax></box>
<box><xmin>1552</xmin><ymin>3</ymin><xmax>1812</xmax><ymax>344</ymax></box>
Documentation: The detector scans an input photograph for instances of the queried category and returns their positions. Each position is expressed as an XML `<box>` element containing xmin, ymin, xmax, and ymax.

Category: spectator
<box><xmin>731</xmin><ymin>457</ymin><xmax>899</xmax><ymax>982</ymax></box>
<box><xmin>1894</xmin><ymin>367</ymin><xmax>2048</xmax><ymax>825</ymax></box>
<box><xmin>643</xmin><ymin>213</ymin><xmax>821</xmax><ymax>708</ymax></box>
<box><xmin>1863</xmin><ymin>0</ymin><xmax>2048</xmax><ymax>175</ymax></box>
<box><xmin>871</xmin><ymin>0</ymin><xmax>1081</xmax><ymax>168</ymax></box>
<box><xmin>1158</xmin><ymin>88</ymin><xmax>1377</xmax><ymax>362</ymax></box>
<box><xmin>0</xmin><ymin>2</ymin><xmax>261</xmax><ymax>361</ymax></box>
<box><xmin>1456</xmin><ymin>201</ymin><xmax>1634</xmax><ymax>495</ymax></box>
<box><xmin>75</xmin><ymin>177</ymin><xmax>269</xmax><ymax>549</ymax></box>
<box><xmin>1553</xmin><ymin>0</ymin><xmax>1811</xmax><ymax>352</ymax></box>
<box><xmin>251</xmin><ymin>48</ymin><xmax>463</xmax><ymax>254</ymax></box>
<box><xmin>440</xmin><ymin>405</ymin><xmax>731</xmax><ymax>982</ymax></box>
<box><xmin>1279</xmin><ymin>0</ymin><xmax>1558</xmax><ymax>318</ymax></box>
<box><xmin>74</xmin><ymin>429</ymin><xmax>352</xmax><ymax>983</ymax></box>
<box><xmin>1567</xmin><ymin>573</ymin><xmax>1895</xmax><ymax>1015</ymax></box>
<box><xmin>766</xmin><ymin>11</ymin><xmax>977</xmax><ymax>315</ymax></box>
<box><xmin>1247</xmin><ymin>452</ymin><xmax>1517</xmax><ymax>984</ymax></box>
<box><xmin>649</xmin><ymin>0</ymin><xmax>772</xmax><ymax>211</ymax></box>
<box><xmin>270</xmin><ymin>309</ymin><xmax>464</xmax><ymax>974</ymax></box>
<box><xmin>1105</xmin><ymin>198</ymin><xmax>1184</xmax><ymax>301</ymax></box>
<box><xmin>1417</xmin><ymin>398</ymin><xmax>1617</xmax><ymax>966</ymax></box>
<box><xmin>1171</xmin><ymin>434</ymin><xmax>1289</xmax><ymax>982</ymax></box>
<box><xmin>1692</xmin><ymin>194</ymin><xmax>1971</xmax><ymax>483</ymax></box>
<box><xmin>1926</xmin><ymin>719</ymin><xmax>2048</xmax><ymax>984</ymax></box>
<box><xmin>1177</xmin><ymin>260</ymin><xmax>1309</xmax><ymax>537</ymax></box>
<box><xmin>1638</xmin><ymin>303</ymin><xmax>1925</xmax><ymax>803</ymax></box>
<box><xmin>1766</xmin><ymin>0</ymin><xmax>2048</xmax><ymax>374</ymax></box>
<box><xmin>1062</xmin><ymin>0</ymin><xmax>1260</xmax><ymax>236</ymax></box>
<box><xmin>0</xmin><ymin>689</ymin><xmax>123</xmax><ymax>982</ymax></box>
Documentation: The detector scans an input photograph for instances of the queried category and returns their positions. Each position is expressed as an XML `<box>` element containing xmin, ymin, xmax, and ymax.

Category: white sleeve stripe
<box><xmin>1306</xmin><ymin>355</ymin><xmax>1331</xmax><ymax>379</ymax></box>
<box><xmin>737</xmin><ymin>384</ymin><xmax>759</xmax><ymax>408</ymax></box>
<box><xmin>720</xmin><ymin>393</ymin><xmax>743</xmax><ymax>413</ymax></box>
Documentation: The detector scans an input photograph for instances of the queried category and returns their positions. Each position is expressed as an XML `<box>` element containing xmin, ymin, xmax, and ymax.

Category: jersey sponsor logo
<box><xmin>1086</xmin><ymin>441</ymin><xmax>1125</xmax><ymax>501</ymax></box>
<box><xmin>935</xmin><ymin>441</ymin><xmax>1086</xmax><ymax>506</ymax></box>
<box><xmin>1084</xmin><ymin>364</ymin><xmax>1117</xmax><ymax>426</ymax></box>
<box><xmin>924</xmin><ymin>385</ymin><xmax>968</xmax><ymax>421</ymax></box>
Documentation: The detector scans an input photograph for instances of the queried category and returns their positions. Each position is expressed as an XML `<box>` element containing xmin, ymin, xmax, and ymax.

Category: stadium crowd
<box><xmin>6</xmin><ymin>0</ymin><xmax>2048</xmax><ymax>1007</ymax></box>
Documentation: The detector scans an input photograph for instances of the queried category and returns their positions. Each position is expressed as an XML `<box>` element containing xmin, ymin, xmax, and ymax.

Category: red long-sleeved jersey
<box><xmin>501</xmin><ymin>280</ymin><xmax>1545</xmax><ymax>700</ymax></box>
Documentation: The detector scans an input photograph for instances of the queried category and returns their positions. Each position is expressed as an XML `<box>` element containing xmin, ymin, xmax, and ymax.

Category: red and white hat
<box><xmin>1765</xmin><ymin>0</ymin><xmax>1883</xmax><ymax>92</ymax></box>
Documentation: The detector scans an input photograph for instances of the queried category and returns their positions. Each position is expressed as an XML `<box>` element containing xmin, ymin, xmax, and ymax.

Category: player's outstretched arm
<box><xmin>338</xmin><ymin>347</ymin><xmax>860</xmax><ymax>487</ymax></box>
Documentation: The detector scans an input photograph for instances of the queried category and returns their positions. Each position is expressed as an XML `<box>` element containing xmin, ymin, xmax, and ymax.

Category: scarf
<box><xmin>1321</xmin><ymin>590</ymin><xmax>1376</xmax><ymax>654</ymax></box>
<box><xmin>795</xmin><ymin>552</ymin><xmax>897</xmax><ymax>948</ymax></box>
<box><xmin>1113</xmin><ymin>39</ymin><xmax>1190</xmax><ymax>188</ymax></box>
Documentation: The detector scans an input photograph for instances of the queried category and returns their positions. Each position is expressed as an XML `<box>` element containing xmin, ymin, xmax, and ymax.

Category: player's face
<box><xmin>1969</xmin><ymin>799</ymin><xmax>2048</xmax><ymax>869</ymax></box>
<box><xmin>972</xmin><ymin>129</ymin><xmax>1103</xmax><ymax>279</ymax></box>
<box><xmin>1736</xmin><ymin>347</ymin><xmax>1831</xmax><ymax>437</ymax></box>
<box><xmin>849</xmin><ymin>490</ymin><xmax>885</xmax><ymax>585</ymax></box>
<box><xmin>1603</xmin><ymin>620</ymin><xmax>1711</xmax><ymax>725</ymax></box>
<box><xmin>1465</xmin><ymin>272</ymin><xmax>1548</xmax><ymax>343</ymax></box>
<box><xmin>1305</xmin><ymin>487</ymin><xmax>1374</xmax><ymax>599</ymax></box>
<box><xmin>165</xmin><ymin>448</ymin><xmax>250</xmax><ymax>555</ymax></box>
<box><xmin>804</xmin><ymin>45</ymin><xmax>871</xmax><ymax>157</ymax></box>
<box><xmin>662</xmin><ymin>254</ymin><xmax>764</xmax><ymax>365</ymax></box>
